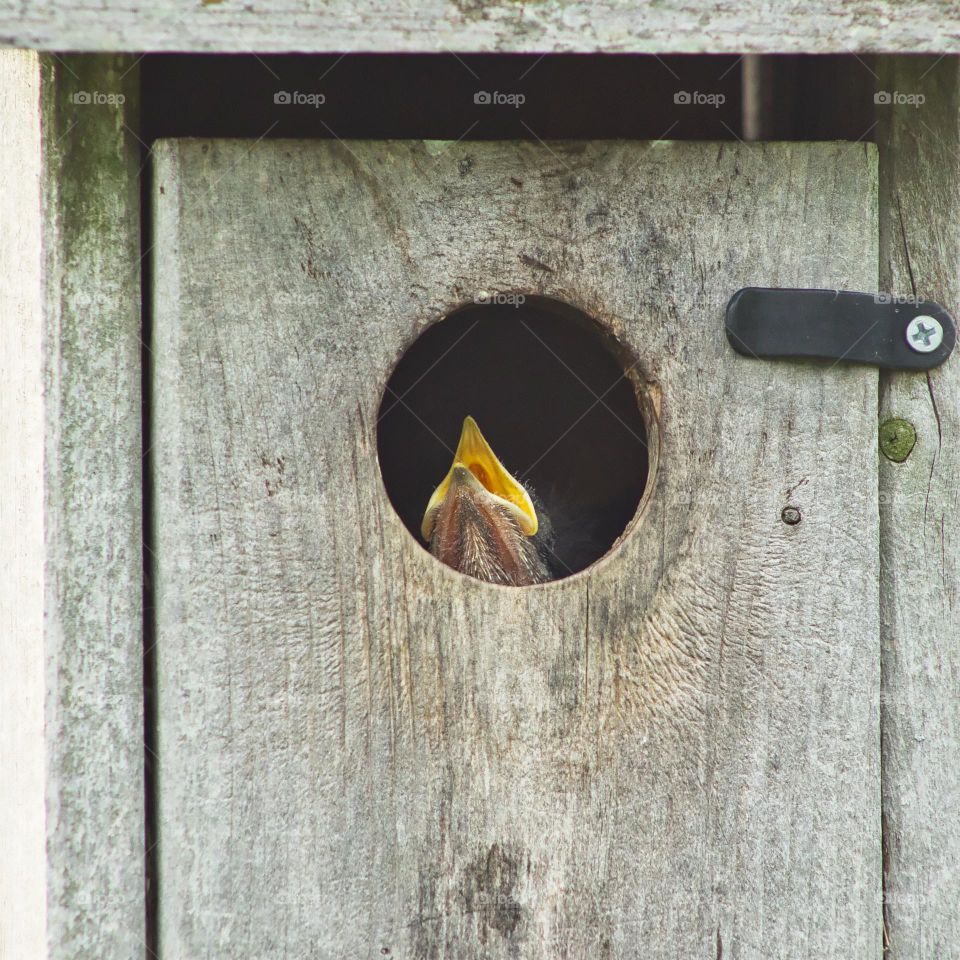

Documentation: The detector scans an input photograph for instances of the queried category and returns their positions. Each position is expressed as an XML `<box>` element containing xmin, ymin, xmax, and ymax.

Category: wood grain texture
<box><xmin>877</xmin><ymin>56</ymin><xmax>960</xmax><ymax>958</ymax></box>
<box><xmin>154</xmin><ymin>139</ymin><xmax>882</xmax><ymax>958</ymax></box>
<box><xmin>1</xmin><ymin>0</ymin><xmax>959</xmax><ymax>54</ymax></box>
<box><xmin>0</xmin><ymin>53</ymin><xmax>145</xmax><ymax>959</ymax></box>
<box><xmin>0</xmin><ymin>47</ymin><xmax>47</xmax><ymax>960</ymax></box>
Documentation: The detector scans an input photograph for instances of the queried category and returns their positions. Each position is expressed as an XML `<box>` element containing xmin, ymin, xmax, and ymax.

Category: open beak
<box><xmin>421</xmin><ymin>416</ymin><xmax>538</xmax><ymax>541</ymax></box>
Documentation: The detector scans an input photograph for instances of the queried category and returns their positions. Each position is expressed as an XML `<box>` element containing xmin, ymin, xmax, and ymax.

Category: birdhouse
<box><xmin>2</xmin><ymin>14</ymin><xmax>959</xmax><ymax>960</ymax></box>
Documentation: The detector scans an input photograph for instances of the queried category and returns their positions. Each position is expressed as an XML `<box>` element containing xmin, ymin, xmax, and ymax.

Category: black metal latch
<box><xmin>726</xmin><ymin>287</ymin><xmax>956</xmax><ymax>371</ymax></box>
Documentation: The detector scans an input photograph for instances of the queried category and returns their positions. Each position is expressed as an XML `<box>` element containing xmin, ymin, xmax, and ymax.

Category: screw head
<box><xmin>781</xmin><ymin>505</ymin><xmax>802</xmax><ymax>525</ymax></box>
<box><xmin>905</xmin><ymin>315</ymin><xmax>944</xmax><ymax>353</ymax></box>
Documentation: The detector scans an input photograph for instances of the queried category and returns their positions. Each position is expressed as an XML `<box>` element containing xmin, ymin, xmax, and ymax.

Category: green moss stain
<box><xmin>879</xmin><ymin>418</ymin><xmax>917</xmax><ymax>463</ymax></box>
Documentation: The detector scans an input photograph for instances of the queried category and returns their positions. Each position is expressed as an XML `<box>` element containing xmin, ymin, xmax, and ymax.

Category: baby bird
<box><xmin>421</xmin><ymin>417</ymin><xmax>551</xmax><ymax>586</ymax></box>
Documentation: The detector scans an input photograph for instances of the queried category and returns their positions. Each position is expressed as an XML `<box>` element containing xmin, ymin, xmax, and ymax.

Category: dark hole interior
<box><xmin>377</xmin><ymin>297</ymin><xmax>649</xmax><ymax>581</ymax></box>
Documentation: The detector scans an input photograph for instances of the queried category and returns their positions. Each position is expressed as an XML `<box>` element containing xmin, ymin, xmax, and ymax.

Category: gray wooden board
<box><xmin>153</xmin><ymin>139</ymin><xmax>882</xmax><ymax>958</ymax></box>
<box><xmin>877</xmin><ymin>56</ymin><xmax>960</xmax><ymax>958</ymax></box>
<box><xmin>0</xmin><ymin>52</ymin><xmax>144</xmax><ymax>960</ymax></box>
<box><xmin>40</xmin><ymin>56</ymin><xmax>145</xmax><ymax>960</ymax></box>
<box><xmin>2</xmin><ymin>1</ymin><xmax>960</xmax><ymax>53</ymax></box>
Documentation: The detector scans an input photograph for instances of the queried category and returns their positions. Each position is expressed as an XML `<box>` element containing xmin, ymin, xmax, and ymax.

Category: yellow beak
<box><xmin>421</xmin><ymin>417</ymin><xmax>539</xmax><ymax>541</ymax></box>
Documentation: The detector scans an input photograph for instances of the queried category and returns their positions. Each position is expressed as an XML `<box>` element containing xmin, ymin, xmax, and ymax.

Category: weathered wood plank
<box><xmin>0</xmin><ymin>52</ymin><xmax>145</xmax><ymax>959</ymax></box>
<box><xmin>1</xmin><ymin>1</ymin><xmax>959</xmax><ymax>54</ymax></box>
<box><xmin>154</xmin><ymin>139</ymin><xmax>882</xmax><ymax>958</ymax></box>
<box><xmin>0</xmin><ymin>47</ymin><xmax>47</xmax><ymax>960</ymax></box>
<box><xmin>877</xmin><ymin>56</ymin><xmax>960</xmax><ymax>958</ymax></box>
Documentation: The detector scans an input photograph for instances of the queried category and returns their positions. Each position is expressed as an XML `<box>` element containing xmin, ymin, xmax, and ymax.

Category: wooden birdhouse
<box><xmin>2</xmin><ymin>9</ymin><xmax>959</xmax><ymax>960</ymax></box>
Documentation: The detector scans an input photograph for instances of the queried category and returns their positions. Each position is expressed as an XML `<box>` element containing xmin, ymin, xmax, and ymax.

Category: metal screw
<box><xmin>781</xmin><ymin>505</ymin><xmax>802</xmax><ymax>525</ymax></box>
<box><xmin>905</xmin><ymin>315</ymin><xmax>944</xmax><ymax>353</ymax></box>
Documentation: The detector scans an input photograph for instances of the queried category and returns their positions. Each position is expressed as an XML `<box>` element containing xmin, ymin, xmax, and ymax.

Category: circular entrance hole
<box><xmin>377</xmin><ymin>296</ymin><xmax>650</xmax><ymax>584</ymax></box>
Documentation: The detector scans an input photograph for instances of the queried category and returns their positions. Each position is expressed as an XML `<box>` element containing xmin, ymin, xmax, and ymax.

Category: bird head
<box><xmin>421</xmin><ymin>417</ymin><xmax>549</xmax><ymax>585</ymax></box>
